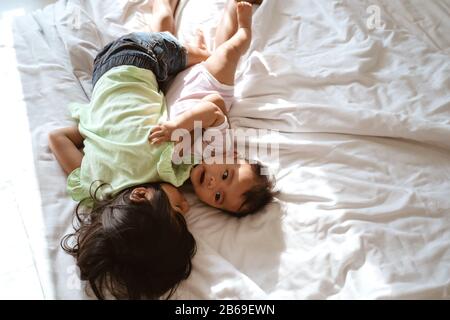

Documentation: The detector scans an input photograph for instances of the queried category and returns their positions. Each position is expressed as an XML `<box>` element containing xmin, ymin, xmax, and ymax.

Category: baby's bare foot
<box><xmin>185</xmin><ymin>29</ymin><xmax>210</xmax><ymax>66</ymax></box>
<box><xmin>232</xmin><ymin>1</ymin><xmax>253</xmax><ymax>54</ymax></box>
<box><xmin>236</xmin><ymin>1</ymin><xmax>253</xmax><ymax>30</ymax></box>
<box><xmin>194</xmin><ymin>29</ymin><xmax>207</xmax><ymax>50</ymax></box>
<box><xmin>151</xmin><ymin>0</ymin><xmax>176</xmax><ymax>33</ymax></box>
<box><xmin>236</xmin><ymin>0</ymin><xmax>262</xmax><ymax>5</ymax></box>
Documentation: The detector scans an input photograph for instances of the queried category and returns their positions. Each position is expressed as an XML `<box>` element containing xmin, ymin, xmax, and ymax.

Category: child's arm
<box><xmin>149</xmin><ymin>93</ymin><xmax>226</xmax><ymax>144</ymax></box>
<box><xmin>48</xmin><ymin>126</ymin><xmax>84</xmax><ymax>175</ymax></box>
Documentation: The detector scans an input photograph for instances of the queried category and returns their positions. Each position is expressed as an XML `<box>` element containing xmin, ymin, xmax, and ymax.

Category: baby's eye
<box><xmin>222</xmin><ymin>170</ymin><xmax>229</xmax><ymax>180</ymax></box>
<box><xmin>215</xmin><ymin>192</ymin><xmax>221</xmax><ymax>202</ymax></box>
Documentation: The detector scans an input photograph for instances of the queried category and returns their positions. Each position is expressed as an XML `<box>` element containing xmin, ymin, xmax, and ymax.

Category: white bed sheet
<box><xmin>9</xmin><ymin>0</ymin><xmax>450</xmax><ymax>299</ymax></box>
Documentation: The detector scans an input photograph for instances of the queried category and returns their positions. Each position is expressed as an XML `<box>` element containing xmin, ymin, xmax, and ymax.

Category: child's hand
<box><xmin>149</xmin><ymin>122</ymin><xmax>177</xmax><ymax>144</ymax></box>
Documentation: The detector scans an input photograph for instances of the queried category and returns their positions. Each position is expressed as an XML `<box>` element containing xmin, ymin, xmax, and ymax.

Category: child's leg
<box><xmin>93</xmin><ymin>1</ymin><xmax>186</xmax><ymax>89</ymax></box>
<box><xmin>204</xmin><ymin>1</ymin><xmax>253</xmax><ymax>86</ymax></box>
<box><xmin>214</xmin><ymin>0</ymin><xmax>261</xmax><ymax>48</ymax></box>
<box><xmin>151</xmin><ymin>0</ymin><xmax>179</xmax><ymax>34</ymax></box>
<box><xmin>149</xmin><ymin>0</ymin><xmax>210</xmax><ymax>72</ymax></box>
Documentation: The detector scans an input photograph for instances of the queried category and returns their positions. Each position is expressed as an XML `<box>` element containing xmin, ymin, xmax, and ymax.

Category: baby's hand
<box><xmin>149</xmin><ymin>122</ymin><xmax>177</xmax><ymax>144</ymax></box>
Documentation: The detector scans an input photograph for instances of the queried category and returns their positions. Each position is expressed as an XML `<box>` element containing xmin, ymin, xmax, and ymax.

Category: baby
<box><xmin>150</xmin><ymin>0</ymin><xmax>271</xmax><ymax>215</ymax></box>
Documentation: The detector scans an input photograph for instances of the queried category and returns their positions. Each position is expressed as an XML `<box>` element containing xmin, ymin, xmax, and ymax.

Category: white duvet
<box><xmin>9</xmin><ymin>0</ymin><xmax>450</xmax><ymax>299</ymax></box>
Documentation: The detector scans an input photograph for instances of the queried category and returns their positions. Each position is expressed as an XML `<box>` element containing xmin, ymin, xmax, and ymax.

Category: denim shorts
<box><xmin>92</xmin><ymin>32</ymin><xmax>187</xmax><ymax>90</ymax></box>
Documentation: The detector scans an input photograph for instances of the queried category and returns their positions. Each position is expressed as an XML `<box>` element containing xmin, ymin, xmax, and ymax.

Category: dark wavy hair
<box><xmin>61</xmin><ymin>182</ymin><xmax>196</xmax><ymax>300</ymax></box>
<box><xmin>234</xmin><ymin>162</ymin><xmax>276</xmax><ymax>218</ymax></box>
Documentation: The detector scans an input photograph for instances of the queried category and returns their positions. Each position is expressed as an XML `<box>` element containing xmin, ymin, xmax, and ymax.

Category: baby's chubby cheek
<box><xmin>197</xmin><ymin>190</ymin><xmax>215</xmax><ymax>207</ymax></box>
<box><xmin>198</xmin><ymin>191</ymin><xmax>210</xmax><ymax>204</ymax></box>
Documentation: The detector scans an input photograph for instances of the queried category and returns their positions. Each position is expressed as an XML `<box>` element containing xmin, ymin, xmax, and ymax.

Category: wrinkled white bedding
<box><xmin>11</xmin><ymin>0</ymin><xmax>450</xmax><ymax>299</ymax></box>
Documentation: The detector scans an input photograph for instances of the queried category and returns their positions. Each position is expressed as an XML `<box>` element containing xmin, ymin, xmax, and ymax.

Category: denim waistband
<box><xmin>92</xmin><ymin>32</ymin><xmax>187</xmax><ymax>90</ymax></box>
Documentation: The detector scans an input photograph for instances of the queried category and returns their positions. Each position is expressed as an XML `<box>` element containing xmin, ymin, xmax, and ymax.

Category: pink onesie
<box><xmin>165</xmin><ymin>63</ymin><xmax>234</xmax><ymax>159</ymax></box>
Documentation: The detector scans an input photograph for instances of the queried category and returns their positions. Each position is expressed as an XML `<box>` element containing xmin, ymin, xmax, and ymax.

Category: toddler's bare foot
<box><xmin>194</xmin><ymin>29</ymin><xmax>208</xmax><ymax>51</ymax></box>
<box><xmin>169</xmin><ymin>0</ymin><xmax>180</xmax><ymax>11</ymax></box>
<box><xmin>151</xmin><ymin>0</ymin><xmax>177</xmax><ymax>33</ymax></box>
<box><xmin>232</xmin><ymin>1</ymin><xmax>253</xmax><ymax>54</ymax></box>
<box><xmin>237</xmin><ymin>2</ymin><xmax>253</xmax><ymax>30</ymax></box>
<box><xmin>185</xmin><ymin>30</ymin><xmax>211</xmax><ymax>67</ymax></box>
<box><xmin>237</xmin><ymin>0</ymin><xmax>262</xmax><ymax>4</ymax></box>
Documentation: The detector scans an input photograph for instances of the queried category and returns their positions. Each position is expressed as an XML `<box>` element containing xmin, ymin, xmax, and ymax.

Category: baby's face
<box><xmin>190</xmin><ymin>158</ymin><xmax>255</xmax><ymax>213</ymax></box>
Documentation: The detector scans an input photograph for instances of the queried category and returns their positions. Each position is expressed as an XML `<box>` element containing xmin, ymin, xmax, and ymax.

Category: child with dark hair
<box><xmin>62</xmin><ymin>182</ymin><xmax>196</xmax><ymax>299</ymax></box>
<box><xmin>48</xmin><ymin>0</ymin><xmax>273</xmax><ymax>300</ymax></box>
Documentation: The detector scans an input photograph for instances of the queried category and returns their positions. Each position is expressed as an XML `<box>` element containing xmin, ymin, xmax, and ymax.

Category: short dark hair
<box><xmin>234</xmin><ymin>162</ymin><xmax>276</xmax><ymax>218</ymax></box>
<box><xmin>61</xmin><ymin>182</ymin><xmax>196</xmax><ymax>300</ymax></box>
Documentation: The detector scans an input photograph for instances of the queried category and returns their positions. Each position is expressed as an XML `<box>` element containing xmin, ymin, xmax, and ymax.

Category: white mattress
<box><xmin>8</xmin><ymin>0</ymin><xmax>450</xmax><ymax>299</ymax></box>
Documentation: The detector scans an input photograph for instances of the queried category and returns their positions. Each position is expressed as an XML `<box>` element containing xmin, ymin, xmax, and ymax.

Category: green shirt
<box><xmin>67</xmin><ymin>65</ymin><xmax>192</xmax><ymax>203</ymax></box>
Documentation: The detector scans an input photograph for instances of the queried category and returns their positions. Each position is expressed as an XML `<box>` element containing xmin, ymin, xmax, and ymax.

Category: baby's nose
<box><xmin>207</xmin><ymin>176</ymin><xmax>216</xmax><ymax>189</ymax></box>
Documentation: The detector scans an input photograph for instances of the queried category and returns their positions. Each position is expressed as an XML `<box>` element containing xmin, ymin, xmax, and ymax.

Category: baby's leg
<box><xmin>214</xmin><ymin>0</ymin><xmax>261</xmax><ymax>48</ymax></box>
<box><xmin>151</xmin><ymin>0</ymin><xmax>179</xmax><ymax>34</ymax></box>
<box><xmin>204</xmin><ymin>1</ymin><xmax>253</xmax><ymax>86</ymax></box>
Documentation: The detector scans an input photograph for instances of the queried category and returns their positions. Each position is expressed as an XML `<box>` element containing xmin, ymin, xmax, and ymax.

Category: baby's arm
<box><xmin>149</xmin><ymin>94</ymin><xmax>226</xmax><ymax>144</ymax></box>
<box><xmin>48</xmin><ymin>126</ymin><xmax>84</xmax><ymax>175</ymax></box>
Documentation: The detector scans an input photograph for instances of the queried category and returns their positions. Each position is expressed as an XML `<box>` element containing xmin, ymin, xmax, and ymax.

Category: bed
<box><xmin>8</xmin><ymin>0</ymin><xmax>450</xmax><ymax>299</ymax></box>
